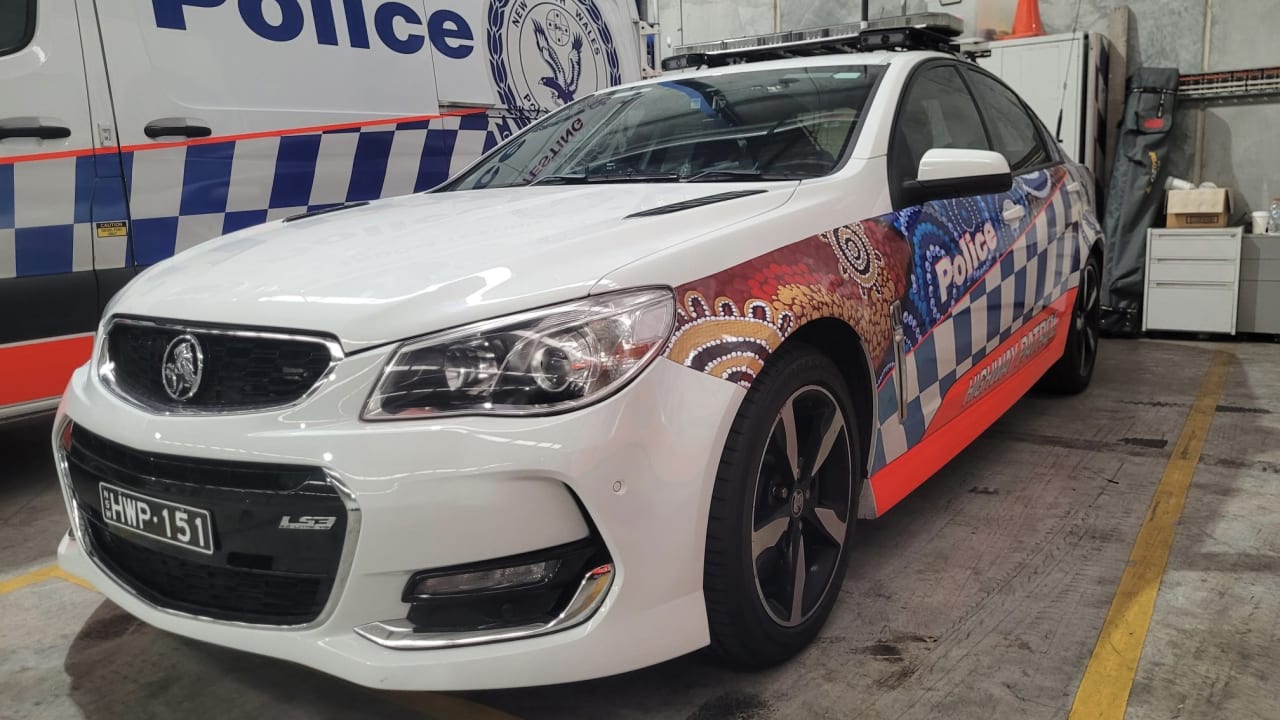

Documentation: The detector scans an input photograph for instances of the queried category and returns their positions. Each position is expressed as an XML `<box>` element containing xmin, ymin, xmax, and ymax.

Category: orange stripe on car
<box><xmin>868</xmin><ymin>291</ymin><xmax>1075</xmax><ymax>515</ymax></box>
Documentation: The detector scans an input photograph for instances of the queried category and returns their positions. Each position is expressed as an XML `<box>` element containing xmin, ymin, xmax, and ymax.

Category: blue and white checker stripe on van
<box><xmin>0</xmin><ymin>154</ymin><xmax>120</xmax><ymax>280</ymax></box>
<box><xmin>0</xmin><ymin>110</ymin><xmax>495</xmax><ymax>280</ymax></box>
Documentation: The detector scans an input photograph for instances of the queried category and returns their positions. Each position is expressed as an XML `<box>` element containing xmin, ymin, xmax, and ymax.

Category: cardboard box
<box><xmin>1167</xmin><ymin>188</ymin><xmax>1232</xmax><ymax>228</ymax></box>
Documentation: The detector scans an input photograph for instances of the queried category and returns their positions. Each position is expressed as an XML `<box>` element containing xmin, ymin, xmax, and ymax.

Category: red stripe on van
<box><xmin>0</xmin><ymin>107</ymin><xmax>489</xmax><ymax>166</ymax></box>
<box><xmin>0</xmin><ymin>334</ymin><xmax>94</xmax><ymax>407</ymax></box>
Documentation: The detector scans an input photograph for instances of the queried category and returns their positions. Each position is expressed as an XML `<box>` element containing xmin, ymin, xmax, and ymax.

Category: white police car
<box><xmin>53</xmin><ymin>17</ymin><xmax>1103</xmax><ymax>690</ymax></box>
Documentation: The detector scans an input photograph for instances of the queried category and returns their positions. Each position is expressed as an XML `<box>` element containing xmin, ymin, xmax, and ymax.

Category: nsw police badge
<box><xmin>487</xmin><ymin>0</ymin><xmax>622</xmax><ymax>130</ymax></box>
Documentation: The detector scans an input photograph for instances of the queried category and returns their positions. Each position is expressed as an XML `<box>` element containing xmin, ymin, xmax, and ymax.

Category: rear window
<box><xmin>0</xmin><ymin>0</ymin><xmax>36</xmax><ymax>56</ymax></box>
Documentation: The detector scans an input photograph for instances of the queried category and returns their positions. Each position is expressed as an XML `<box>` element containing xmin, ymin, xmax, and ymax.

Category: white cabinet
<box><xmin>1143</xmin><ymin>228</ymin><xmax>1243</xmax><ymax>335</ymax></box>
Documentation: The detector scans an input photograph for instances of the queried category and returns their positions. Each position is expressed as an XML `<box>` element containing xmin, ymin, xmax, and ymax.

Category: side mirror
<box><xmin>901</xmin><ymin>149</ymin><xmax>1013</xmax><ymax>206</ymax></box>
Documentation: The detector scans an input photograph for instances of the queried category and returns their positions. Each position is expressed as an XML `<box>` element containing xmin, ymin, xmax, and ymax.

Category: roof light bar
<box><xmin>663</xmin><ymin>13</ymin><xmax>965</xmax><ymax>72</ymax></box>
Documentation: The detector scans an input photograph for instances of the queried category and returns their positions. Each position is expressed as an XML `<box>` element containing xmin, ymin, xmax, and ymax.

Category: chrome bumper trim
<box><xmin>354</xmin><ymin>563</ymin><xmax>614</xmax><ymax>650</ymax></box>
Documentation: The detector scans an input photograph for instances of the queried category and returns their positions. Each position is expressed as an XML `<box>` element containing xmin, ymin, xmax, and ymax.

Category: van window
<box><xmin>0</xmin><ymin>0</ymin><xmax>36</xmax><ymax>56</ymax></box>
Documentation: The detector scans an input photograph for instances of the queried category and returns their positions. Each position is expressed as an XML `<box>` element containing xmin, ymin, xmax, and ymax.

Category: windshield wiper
<box><xmin>528</xmin><ymin>173</ymin><xmax>590</xmax><ymax>186</ymax></box>
<box><xmin>529</xmin><ymin>170</ymin><xmax>682</xmax><ymax>186</ymax></box>
<box><xmin>683</xmin><ymin>169</ymin><xmax>801</xmax><ymax>183</ymax></box>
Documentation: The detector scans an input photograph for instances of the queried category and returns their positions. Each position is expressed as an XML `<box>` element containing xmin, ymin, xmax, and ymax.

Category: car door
<box><xmin>0</xmin><ymin>1</ymin><xmax>126</xmax><ymax>412</ymax></box>
<box><xmin>877</xmin><ymin>61</ymin><xmax>1004</xmax><ymax>459</ymax></box>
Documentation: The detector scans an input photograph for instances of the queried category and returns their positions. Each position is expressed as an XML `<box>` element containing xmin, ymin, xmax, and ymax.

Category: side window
<box><xmin>0</xmin><ymin>0</ymin><xmax>35</xmax><ymax>56</ymax></box>
<box><xmin>964</xmin><ymin>70</ymin><xmax>1053</xmax><ymax>172</ymax></box>
<box><xmin>892</xmin><ymin>64</ymin><xmax>989</xmax><ymax>183</ymax></box>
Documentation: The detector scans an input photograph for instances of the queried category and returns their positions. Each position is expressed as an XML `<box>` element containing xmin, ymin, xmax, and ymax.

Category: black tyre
<box><xmin>704</xmin><ymin>344</ymin><xmax>861</xmax><ymax>667</ymax></box>
<box><xmin>1042</xmin><ymin>252</ymin><xmax>1102</xmax><ymax>394</ymax></box>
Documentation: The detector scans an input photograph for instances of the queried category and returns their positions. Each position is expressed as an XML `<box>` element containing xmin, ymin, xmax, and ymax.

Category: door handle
<box><xmin>1067</xmin><ymin>182</ymin><xmax>1083</xmax><ymax>194</ymax></box>
<box><xmin>144</xmin><ymin>121</ymin><xmax>212</xmax><ymax>139</ymax></box>
<box><xmin>1002</xmin><ymin>204</ymin><xmax>1026</xmax><ymax>222</ymax></box>
<box><xmin>0</xmin><ymin>124</ymin><xmax>72</xmax><ymax>140</ymax></box>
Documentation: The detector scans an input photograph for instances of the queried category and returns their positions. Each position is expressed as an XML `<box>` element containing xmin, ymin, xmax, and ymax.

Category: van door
<box><xmin>96</xmin><ymin>0</ymin><xmax>469</xmax><ymax>269</ymax></box>
<box><xmin>0</xmin><ymin>1</ymin><xmax>119</xmax><ymax>412</ymax></box>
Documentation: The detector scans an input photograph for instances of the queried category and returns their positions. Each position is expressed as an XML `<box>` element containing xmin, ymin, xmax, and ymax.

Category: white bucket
<box><xmin>1252</xmin><ymin>211</ymin><xmax>1271</xmax><ymax>234</ymax></box>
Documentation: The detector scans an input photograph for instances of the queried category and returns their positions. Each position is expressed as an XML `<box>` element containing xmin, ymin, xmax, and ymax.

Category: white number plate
<box><xmin>99</xmin><ymin>482</ymin><xmax>215</xmax><ymax>555</ymax></box>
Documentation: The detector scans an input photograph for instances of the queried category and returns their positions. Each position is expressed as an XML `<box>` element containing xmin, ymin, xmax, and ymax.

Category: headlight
<box><xmin>363</xmin><ymin>288</ymin><xmax>675</xmax><ymax>419</ymax></box>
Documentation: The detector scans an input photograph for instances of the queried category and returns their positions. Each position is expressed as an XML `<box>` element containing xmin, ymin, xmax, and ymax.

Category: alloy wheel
<box><xmin>749</xmin><ymin>385</ymin><xmax>853</xmax><ymax>628</ymax></box>
<box><xmin>1076</xmin><ymin>262</ymin><xmax>1101</xmax><ymax>376</ymax></box>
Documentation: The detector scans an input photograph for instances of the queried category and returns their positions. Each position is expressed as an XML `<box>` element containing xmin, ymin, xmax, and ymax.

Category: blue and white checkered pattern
<box><xmin>123</xmin><ymin>112</ymin><xmax>493</xmax><ymax>266</ymax></box>
<box><xmin>870</xmin><ymin>178</ymin><xmax>1086</xmax><ymax>474</ymax></box>
<box><xmin>0</xmin><ymin>154</ymin><xmax>126</xmax><ymax>279</ymax></box>
<box><xmin>0</xmin><ymin>111</ymin><xmax>495</xmax><ymax>280</ymax></box>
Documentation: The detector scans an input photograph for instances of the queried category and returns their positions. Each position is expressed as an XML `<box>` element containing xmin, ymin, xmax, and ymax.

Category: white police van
<box><xmin>0</xmin><ymin>0</ymin><xmax>644</xmax><ymax>418</ymax></box>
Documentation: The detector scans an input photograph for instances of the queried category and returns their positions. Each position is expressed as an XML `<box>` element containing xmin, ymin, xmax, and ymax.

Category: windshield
<box><xmin>444</xmin><ymin>65</ymin><xmax>885</xmax><ymax>190</ymax></box>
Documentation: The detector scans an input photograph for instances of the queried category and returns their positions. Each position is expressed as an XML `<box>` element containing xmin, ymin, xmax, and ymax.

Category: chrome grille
<box><xmin>102</xmin><ymin>318</ymin><xmax>339</xmax><ymax>413</ymax></box>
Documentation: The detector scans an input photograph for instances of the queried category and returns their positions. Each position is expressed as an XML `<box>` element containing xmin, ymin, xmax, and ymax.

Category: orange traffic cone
<box><xmin>1007</xmin><ymin>0</ymin><xmax>1045</xmax><ymax>38</ymax></box>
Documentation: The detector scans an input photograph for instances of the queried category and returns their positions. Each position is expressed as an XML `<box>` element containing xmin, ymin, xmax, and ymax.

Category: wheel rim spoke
<box><xmin>812</xmin><ymin>506</ymin><xmax>847</xmax><ymax>545</ymax></box>
<box><xmin>752</xmin><ymin>512</ymin><xmax>790</xmax><ymax>561</ymax></box>
<box><xmin>810</xmin><ymin>412</ymin><xmax>846</xmax><ymax>477</ymax></box>
<box><xmin>1078</xmin><ymin>265</ymin><xmax>1100</xmax><ymax>374</ymax></box>
<box><xmin>789</xmin><ymin>521</ymin><xmax>806</xmax><ymax>624</ymax></box>
<box><xmin>778</xmin><ymin>397</ymin><xmax>801</xmax><ymax>482</ymax></box>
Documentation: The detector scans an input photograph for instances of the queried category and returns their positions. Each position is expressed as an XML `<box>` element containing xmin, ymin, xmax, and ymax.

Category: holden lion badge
<box><xmin>161</xmin><ymin>334</ymin><xmax>204</xmax><ymax>401</ymax></box>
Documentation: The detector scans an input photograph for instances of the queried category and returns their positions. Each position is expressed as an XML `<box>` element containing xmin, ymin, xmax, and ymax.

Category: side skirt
<box><xmin>866</xmin><ymin>290</ymin><xmax>1076</xmax><ymax>515</ymax></box>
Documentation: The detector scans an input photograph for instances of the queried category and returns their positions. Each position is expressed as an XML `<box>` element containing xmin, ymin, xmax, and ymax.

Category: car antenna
<box><xmin>1055</xmin><ymin>0</ymin><xmax>1087</xmax><ymax>144</ymax></box>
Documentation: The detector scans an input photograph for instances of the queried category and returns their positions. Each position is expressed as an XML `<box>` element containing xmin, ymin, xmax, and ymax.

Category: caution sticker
<box><xmin>95</xmin><ymin>221</ymin><xmax>128</xmax><ymax>238</ymax></box>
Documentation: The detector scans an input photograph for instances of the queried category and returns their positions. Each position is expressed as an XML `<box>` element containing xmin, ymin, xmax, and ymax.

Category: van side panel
<box><xmin>0</xmin><ymin>1</ymin><xmax>126</xmax><ymax>409</ymax></box>
<box><xmin>119</xmin><ymin>109</ymin><xmax>493</xmax><ymax>263</ymax></box>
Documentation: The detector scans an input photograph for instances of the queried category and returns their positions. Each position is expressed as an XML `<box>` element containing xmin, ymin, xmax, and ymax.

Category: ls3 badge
<box><xmin>279</xmin><ymin>515</ymin><xmax>338</xmax><ymax>530</ymax></box>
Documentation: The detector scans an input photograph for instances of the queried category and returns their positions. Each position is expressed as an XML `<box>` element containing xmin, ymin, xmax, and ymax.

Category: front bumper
<box><xmin>54</xmin><ymin>345</ymin><xmax>744</xmax><ymax>690</ymax></box>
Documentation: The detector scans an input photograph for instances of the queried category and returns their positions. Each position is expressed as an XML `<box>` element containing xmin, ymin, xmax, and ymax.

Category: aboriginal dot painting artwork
<box><xmin>663</xmin><ymin>166</ymin><xmax>1071</xmax><ymax>388</ymax></box>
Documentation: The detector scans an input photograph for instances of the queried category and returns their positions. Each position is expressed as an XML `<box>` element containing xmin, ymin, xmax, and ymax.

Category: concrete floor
<box><xmin>2</xmin><ymin>338</ymin><xmax>1277</xmax><ymax>720</ymax></box>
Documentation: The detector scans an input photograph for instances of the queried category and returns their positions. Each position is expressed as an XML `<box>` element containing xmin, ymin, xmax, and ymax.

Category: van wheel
<box><xmin>703</xmin><ymin>344</ymin><xmax>860</xmax><ymax>667</ymax></box>
<box><xmin>1042</xmin><ymin>253</ymin><xmax>1101</xmax><ymax>395</ymax></box>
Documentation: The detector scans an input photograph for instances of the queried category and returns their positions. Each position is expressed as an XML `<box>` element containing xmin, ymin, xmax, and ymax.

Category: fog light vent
<box><xmin>411</xmin><ymin>560</ymin><xmax>560</xmax><ymax>597</ymax></box>
<box><xmin>401</xmin><ymin>538</ymin><xmax>608</xmax><ymax>634</ymax></box>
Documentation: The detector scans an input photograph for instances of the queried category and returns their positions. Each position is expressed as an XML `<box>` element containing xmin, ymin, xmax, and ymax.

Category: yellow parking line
<box><xmin>48</xmin><ymin>566</ymin><xmax>96</xmax><ymax>591</ymax></box>
<box><xmin>1069</xmin><ymin>350</ymin><xmax>1231</xmax><ymax>720</ymax></box>
<box><xmin>0</xmin><ymin>564</ymin><xmax>94</xmax><ymax>595</ymax></box>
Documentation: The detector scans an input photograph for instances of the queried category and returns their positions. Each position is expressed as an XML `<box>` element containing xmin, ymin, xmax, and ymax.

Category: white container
<box><xmin>1253</xmin><ymin>210</ymin><xmax>1271</xmax><ymax>234</ymax></box>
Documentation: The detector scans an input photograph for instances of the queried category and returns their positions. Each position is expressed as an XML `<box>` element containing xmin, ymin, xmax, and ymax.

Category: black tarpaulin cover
<box><xmin>1099</xmin><ymin>67</ymin><xmax>1181</xmax><ymax>337</ymax></box>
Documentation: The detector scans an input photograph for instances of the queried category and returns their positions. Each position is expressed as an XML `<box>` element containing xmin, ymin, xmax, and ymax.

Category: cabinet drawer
<box><xmin>1147</xmin><ymin>257</ymin><xmax>1238</xmax><ymax>283</ymax></box>
<box><xmin>1149</xmin><ymin>236</ymin><xmax>1239</xmax><ymax>261</ymax></box>
<box><xmin>1145</xmin><ymin>285</ymin><xmax>1236</xmax><ymax>333</ymax></box>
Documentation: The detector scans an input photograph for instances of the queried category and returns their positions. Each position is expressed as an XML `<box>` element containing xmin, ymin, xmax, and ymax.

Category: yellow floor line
<box><xmin>0</xmin><ymin>564</ymin><xmax>95</xmax><ymax>595</ymax></box>
<box><xmin>48</xmin><ymin>566</ymin><xmax>96</xmax><ymax>591</ymax></box>
<box><xmin>1068</xmin><ymin>350</ymin><xmax>1232</xmax><ymax>720</ymax></box>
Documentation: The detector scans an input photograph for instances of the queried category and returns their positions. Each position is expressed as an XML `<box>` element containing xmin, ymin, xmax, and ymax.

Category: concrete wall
<box><xmin>650</xmin><ymin>0</ymin><xmax>1280</xmax><ymax>217</ymax></box>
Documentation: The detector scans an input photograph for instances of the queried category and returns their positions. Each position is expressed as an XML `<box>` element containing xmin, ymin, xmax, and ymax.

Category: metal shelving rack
<box><xmin>1178</xmin><ymin>66</ymin><xmax>1280</xmax><ymax>101</ymax></box>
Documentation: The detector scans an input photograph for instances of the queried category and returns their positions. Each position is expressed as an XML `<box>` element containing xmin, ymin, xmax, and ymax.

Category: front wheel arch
<box><xmin>769</xmin><ymin>318</ymin><xmax>877</xmax><ymax>487</ymax></box>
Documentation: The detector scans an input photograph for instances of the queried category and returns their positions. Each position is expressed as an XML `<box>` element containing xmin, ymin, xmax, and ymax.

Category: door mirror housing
<box><xmin>901</xmin><ymin>149</ymin><xmax>1013</xmax><ymax>206</ymax></box>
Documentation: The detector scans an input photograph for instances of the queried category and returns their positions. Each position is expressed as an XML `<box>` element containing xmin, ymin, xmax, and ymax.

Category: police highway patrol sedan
<box><xmin>53</xmin><ymin>24</ymin><xmax>1103</xmax><ymax>690</ymax></box>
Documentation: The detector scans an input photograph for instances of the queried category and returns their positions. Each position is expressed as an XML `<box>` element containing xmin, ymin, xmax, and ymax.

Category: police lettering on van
<box><xmin>152</xmin><ymin>0</ymin><xmax>475</xmax><ymax>57</ymax></box>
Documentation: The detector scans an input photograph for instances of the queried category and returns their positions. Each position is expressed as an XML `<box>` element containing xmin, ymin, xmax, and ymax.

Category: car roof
<box><xmin>617</xmin><ymin>50</ymin><xmax>951</xmax><ymax>90</ymax></box>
